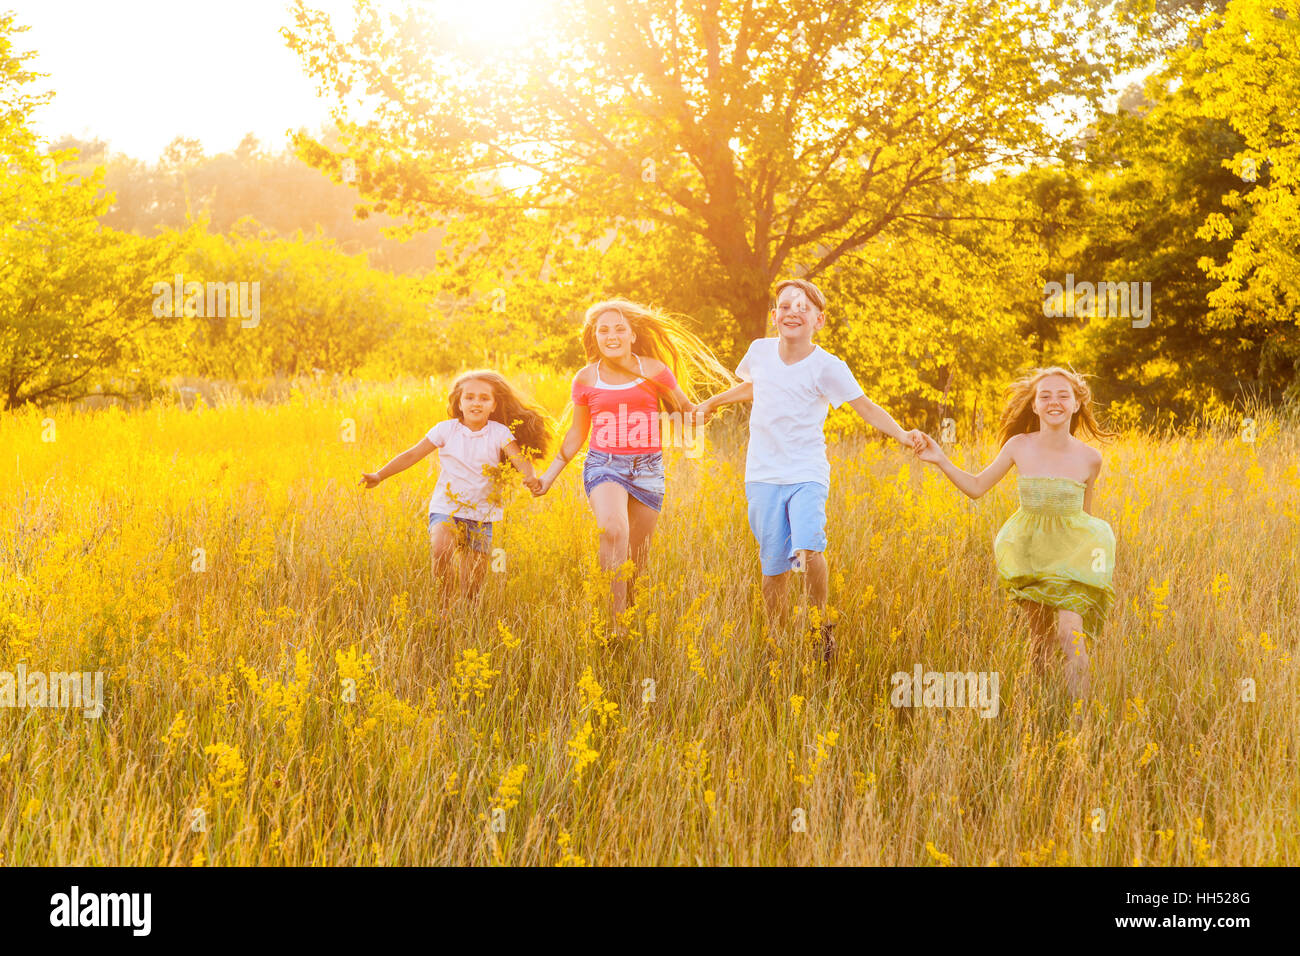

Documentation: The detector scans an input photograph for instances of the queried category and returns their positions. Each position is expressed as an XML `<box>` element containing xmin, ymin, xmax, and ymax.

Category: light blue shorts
<box><xmin>583</xmin><ymin>450</ymin><xmax>665</xmax><ymax>512</ymax></box>
<box><xmin>428</xmin><ymin>512</ymin><xmax>493</xmax><ymax>554</ymax></box>
<box><xmin>745</xmin><ymin>481</ymin><xmax>829</xmax><ymax>576</ymax></box>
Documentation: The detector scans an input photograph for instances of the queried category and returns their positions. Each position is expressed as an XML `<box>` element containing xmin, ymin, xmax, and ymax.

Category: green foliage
<box><xmin>179</xmin><ymin>225</ymin><xmax>423</xmax><ymax>380</ymax></box>
<box><xmin>1</xmin><ymin>17</ymin><xmax>192</xmax><ymax>409</ymax></box>
<box><xmin>1057</xmin><ymin>79</ymin><xmax>1250</xmax><ymax>419</ymax></box>
<box><xmin>286</xmin><ymin>0</ymin><xmax>1149</xmax><ymax>354</ymax></box>
<box><xmin>1048</xmin><ymin>0</ymin><xmax>1300</xmax><ymax>421</ymax></box>
<box><xmin>61</xmin><ymin>130</ymin><xmax>449</xmax><ymax>276</ymax></box>
<box><xmin>1190</xmin><ymin>0</ymin><xmax>1300</xmax><ymax>400</ymax></box>
<box><xmin>820</xmin><ymin>178</ymin><xmax>1039</xmax><ymax>429</ymax></box>
<box><xmin>7</xmin><ymin>0</ymin><xmax>1295</xmax><ymax>425</ymax></box>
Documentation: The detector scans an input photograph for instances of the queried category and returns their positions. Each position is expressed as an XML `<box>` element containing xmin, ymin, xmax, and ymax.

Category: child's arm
<box><xmin>360</xmin><ymin>437</ymin><xmax>436</xmax><ymax>488</ymax></box>
<box><xmin>667</xmin><ymin>383</ymin><xmax>696</xmax><ymax>416</ymax></box>
<box><xmin>695</xmin><ymin>381</ymin><xmax>753</xmax><ymax>423</ymax></box>
<box><xmin>535</xmin><ymin>404</ymin><xmax>591</xmax><ymax>495</ymax></box>
<box><xmin>917</xmin><ymin>432</ymin><xmax>1017</xmax><ymax>500</ymax></box>
<box><xmin>845</xmin><ymin>395</ymin><xmax>922</xmax><ymax>448</ymax></box>
<box><xmin>643</xmin><ymin>360</ymin><xmax>699</xmax><ymax>417</ymax></box>
<box><xmin>1082</xmin><ymin>448</ymin><xmax>1103</xmax><ymax>515</ymax></box>
<box><xmin>503</xmin><ymin>440</ymin><xmax>542</xmax><ymax>494</ymax></box>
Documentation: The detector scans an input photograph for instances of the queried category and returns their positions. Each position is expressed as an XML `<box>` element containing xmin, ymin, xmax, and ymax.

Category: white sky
<box><xmin>14</xmin><ymin>0</ymin><xmax>555</xmax><ymax>161</ymax></box>
<box><xmin>12</xmin><ymin>0</ymin><xmax>370</xmax><ymax>160</ymax></box>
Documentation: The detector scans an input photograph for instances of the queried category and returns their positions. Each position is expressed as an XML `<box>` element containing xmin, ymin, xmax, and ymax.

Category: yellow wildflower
<box><xmin>925</xmin><ymin>842</ymin><xmax>954</xmax><ymax>866</ymax></box>
<box><xmin>204</xmin><ymin>742</ymin><xmax>247</xmax><ymax>801</ymax></box>
<box><xmin>1138</xmin><ymin>741</ymin><xmax>1159</xmax><ymax>767</ymax></box>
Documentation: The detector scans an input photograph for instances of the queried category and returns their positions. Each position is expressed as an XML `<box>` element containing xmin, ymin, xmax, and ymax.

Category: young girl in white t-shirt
<box><xmin>360</xmin><ymin>370</ymin><xmax>550</xmax><ymax>599</ymax></box>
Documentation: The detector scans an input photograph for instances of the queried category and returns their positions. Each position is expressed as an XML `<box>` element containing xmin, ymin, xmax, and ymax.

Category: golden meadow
<box><xmin>1</xmin><ymin>373</ymin><xmax>1296</xmax><ymax>866</ymax></box>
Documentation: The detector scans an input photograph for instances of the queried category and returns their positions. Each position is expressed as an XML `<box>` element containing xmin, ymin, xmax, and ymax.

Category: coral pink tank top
<box><xmin>572</xmin><ymin>356</ymin><xmax>679</xmax><ymax>454</ymax></box>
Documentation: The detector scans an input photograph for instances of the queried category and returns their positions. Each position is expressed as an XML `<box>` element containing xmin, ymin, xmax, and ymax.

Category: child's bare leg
<box><xmin>626</xmin><ymin>498</ymin><xmax>660</xmax><ymax>606</ymax></box>
<box><xmin>1021</xmin><ymin>601</ymin><xmax>1054</xmax><ymax>670</ymax></box>
<box><xmin>588</xmin><ymin>483</ymin><xmax>632</xmax><ymax>617</ymax></box>
<box><xmin>1056</xmin><ymin>609</ymin><xmax>1090</xmax><ymax>699</ymax></box>
<box><xmin>797</xmin><ymin>550</ymin><xmax>829</xmax><ymax>610</ymax></box>
<box><xmin>430</xmin><ymin>522</ymin><xmax>458</xmax><ymax>607</ymax></box>
<box><xmin>796</xmin><ymin>550</ymin><xmax>833</xmax><ymax>661</ymax></box>
<box><xmin>1034</xmin><ymin>600</ymin><xmax>1055</xmax><ymax>671</ymax></box>
<box><xmin>761</xmin><ymin>572</ymin><xmax>791</xmax><ymax>626</ymax></box>
<box><xmin>458</xmin><ymin>550</ymin><xmax>489</xmax><ymax>601</ymax></box>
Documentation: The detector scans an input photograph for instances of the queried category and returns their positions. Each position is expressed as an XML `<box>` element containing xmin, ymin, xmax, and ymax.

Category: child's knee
<box><xmin>598</xmin><ymin>520</ymin><xmax>629</xmax><ymax>548</ymax></box>
<box><xmin>430</xmin><ymin>525</ymin><xmax>457</xmax><ymax>557</ymax></box>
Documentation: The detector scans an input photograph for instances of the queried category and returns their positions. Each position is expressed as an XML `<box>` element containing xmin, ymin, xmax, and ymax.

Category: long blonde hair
<box><xmin>580</xmin><ymin>299</ymin><xmax>734</xmax><ymax>410</ymax></box>
<box><xmin>997</xmin><ymin>366</ymin><xmax>1115</xmax><ymax>447</ymax></box>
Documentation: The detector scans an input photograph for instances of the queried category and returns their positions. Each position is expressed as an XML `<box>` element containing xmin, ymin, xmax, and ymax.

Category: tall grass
<box><xmin>0</xmin><ymin>377</ymin><xmax>1295</xmax><ymax>865</ymax></box>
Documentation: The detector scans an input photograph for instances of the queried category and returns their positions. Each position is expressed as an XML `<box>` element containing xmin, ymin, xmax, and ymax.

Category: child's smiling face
<box><xmin>771</xmin><ymin>286</ymin><xmax>824</xmax><ymax>342</ymax></box>
<box><xmin>1032</xmin><ymin>374</ymin><xmax>1079</xmax><ymax>429</ymax></box>
<box><xmin>458</xmin><ymin>378</ymin><xmax>497</xmax><ymax>427</ymax></box>
<box><xmin>594</xmin><ymin>309</ymin><xmax>636</xmax><ymax>358</ymax></box>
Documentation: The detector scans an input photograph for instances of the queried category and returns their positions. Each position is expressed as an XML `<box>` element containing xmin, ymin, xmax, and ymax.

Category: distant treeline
<box><xmin>3</xmin><ymin>0</ymin><xmax>1297</xmax><ymax>428</ymax></box>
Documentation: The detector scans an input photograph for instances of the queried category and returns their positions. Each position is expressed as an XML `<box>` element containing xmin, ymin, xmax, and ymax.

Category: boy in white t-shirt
<box><xmin>696</xmin><ymin>279</ymin><xmax>924</xmax><ymax>661</ymax></box>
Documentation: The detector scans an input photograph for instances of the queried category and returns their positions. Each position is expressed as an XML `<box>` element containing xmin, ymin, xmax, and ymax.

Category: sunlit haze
<box><xmin>11</xmin><ymin>0</ymin><xmax>553</xmax><ymax>161</ymax></box>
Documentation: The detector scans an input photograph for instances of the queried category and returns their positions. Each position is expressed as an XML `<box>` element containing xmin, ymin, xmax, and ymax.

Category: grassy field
<box><xmin>1</xmin><ymin>376</ymin><xmax>1296</xmax><ymax>865</ymax></box>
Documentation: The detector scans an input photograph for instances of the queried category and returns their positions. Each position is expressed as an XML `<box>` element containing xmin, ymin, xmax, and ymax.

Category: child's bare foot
<box><xmin>802</xmin><ymin>621</ymin><xmax>835</xmax><ymax>664</ymax></box>
<box><xmin>817</xmin><ymin>622</ymin><xmax>836</xmax><ymax>664</ymax></box>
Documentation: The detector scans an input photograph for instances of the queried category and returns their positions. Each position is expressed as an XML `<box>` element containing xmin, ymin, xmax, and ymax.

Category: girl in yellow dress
<box><xmin>915</xmin><ymin>367</ymin><xmax>1116</xmax><ymax>698</ymax></box>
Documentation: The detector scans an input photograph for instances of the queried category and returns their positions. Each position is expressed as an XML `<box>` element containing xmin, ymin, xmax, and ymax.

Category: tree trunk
<box><xmin>730</xmin><ymin>272</ymin><xmax>772</xmax><ymax>346</ymax></box>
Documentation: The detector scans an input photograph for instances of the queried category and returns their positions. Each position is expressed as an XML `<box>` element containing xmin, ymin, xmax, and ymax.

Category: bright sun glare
<box><xmin>421</xmin><ymin>0</ymin><xmax>555</xmax><ymax>47</ymax></box>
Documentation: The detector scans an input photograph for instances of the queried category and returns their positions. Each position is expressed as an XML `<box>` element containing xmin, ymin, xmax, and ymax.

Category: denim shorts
<box><xmin>745</xmin><ymin>481</ymin><xmax>829</xmax><ymax>576</ymax></box>
<box><xmin>583</xmin><ymin>450</ymin><xmax>666</xmax><ymax>512</ymax></box>
<box><xmin>428</xmin><ymin>512</ymin><xmax>493</xmax><ymax>554</ymax></box>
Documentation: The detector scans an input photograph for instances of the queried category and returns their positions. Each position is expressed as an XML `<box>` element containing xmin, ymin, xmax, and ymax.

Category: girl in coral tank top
<box><xmin>536</xmin><ymin>299</ymin><xmax>733</xmax><ymax>621</ymax></box>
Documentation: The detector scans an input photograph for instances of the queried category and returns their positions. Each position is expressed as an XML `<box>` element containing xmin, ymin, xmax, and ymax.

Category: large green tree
<box><xmin>1190</xmin><ymin>0</ymin><xmax>1300</xmax><ymax>400</ymax></box>
<box><xmin>1046</xmin><ymin>0</ymin><xmax>1299</xmax><ymax>419</ymax></box>
<box><xmin>1055</xmin><ymin>73</ymin><xmax>1251</xmax><ymax>419</ymax></box>
<box><xmin>285</xmin><ymin>0</ymin><xmax>1152</xmax><ymax>356</ymax></box>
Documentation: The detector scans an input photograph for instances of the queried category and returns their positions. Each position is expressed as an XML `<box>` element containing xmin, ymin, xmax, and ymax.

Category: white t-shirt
<box><xmin>424</xmin><ymin>419</ymin><xmax>516</xmax><ymax>522</ymax></box>
<box><xmin>736</xmin><ymin>338</ymin><xmax>865</xmax><ymax>487</ymax></box>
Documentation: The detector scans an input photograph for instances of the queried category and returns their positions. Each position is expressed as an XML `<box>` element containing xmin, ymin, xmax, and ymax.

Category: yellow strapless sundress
<box><xmin>993</xmin><ymin>476</ymin><xmax>1116</xmax><ymax>638</ymax></box>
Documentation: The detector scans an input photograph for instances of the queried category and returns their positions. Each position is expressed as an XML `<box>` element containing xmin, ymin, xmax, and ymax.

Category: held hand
<box><xmin>359</xmin><ymin>472</ymin><xmax>382</xmax><ymax>489</ymax></box>
<box><xmin>902</xmin><ymin>429</ymin><xmax>925</xmax><ymax>453</ymax></box>
<box><xmin>533</xmin><ymin>472</ymin><xmax>555</xmax><ymax>497</ymax></box>
<box><xmin>915</xmin><ymin>433</ymin><xmax>945</xmax><ymax>464</ymax></box>
<box><xmin>523</xmin><ymin>474</ymin><xmax>542</xmax><ymax>495</ymax></box>
<box><xmin>692</xmin><ymin>401</ymin><xmax>715</xmax><ymax>426</ymax></box>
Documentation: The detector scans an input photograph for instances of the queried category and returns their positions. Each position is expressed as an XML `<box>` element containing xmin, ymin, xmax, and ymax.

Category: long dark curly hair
<box><xmin>446</xmin><ymin>369</ymin><xmax>551</xmax><ymax>460</ymax></box>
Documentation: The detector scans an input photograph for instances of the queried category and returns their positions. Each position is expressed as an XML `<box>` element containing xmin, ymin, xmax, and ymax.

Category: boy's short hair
<box><xmin>772</xmin><ymin>278</ymin><xmax>826</xmax><ymax>313</ymax></box>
